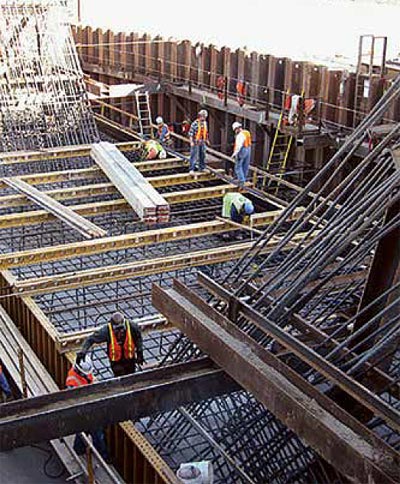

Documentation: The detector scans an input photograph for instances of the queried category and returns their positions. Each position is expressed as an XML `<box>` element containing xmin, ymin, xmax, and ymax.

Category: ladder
<box><xmin>353</xmin><ymin>35</ymin><xmax>387</xmax><ymax>127</ymax></box>
<box><xmin>135</xmin><ymin>91</ymin><xmax>153</xmax><ymax>138</ymax></box>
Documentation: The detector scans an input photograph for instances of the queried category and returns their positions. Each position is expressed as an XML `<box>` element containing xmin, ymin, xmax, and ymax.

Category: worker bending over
<box><xmin>0</xmin><ymin>359</ymin><xmax>12</xmax><ymax>402</ymax></box>
<box><xmin>66</xmin><ymin>356</ymin><xmax>110</xmax><ymax>462</ymax></box>
<box><xmin>77</xmin><ymin>312</ymin><xmax>144</xmax><ymax>377</ymax></box>
<box><xmin>189</xmin><ymin>109</ymin><xmax>209</xmax><ymax>174</ymax></box>
<box><xmin>155</xmin><ymin>116</ymin><xmax>173</xmax><ymax>147</ymax></box>
<box><xmin>141</xmin><ymin>139</ymin><xmax>167</xmax><ymax>160</ymax></box>
<box><xmin>232</xmin><ymin>122</ymin><xmax>252</xmax><ymax>187</ymax></box>
<box><xmin>222</xmin><ymin>192</ymin><xmax>254</xmax><ymax>224</ymax></box>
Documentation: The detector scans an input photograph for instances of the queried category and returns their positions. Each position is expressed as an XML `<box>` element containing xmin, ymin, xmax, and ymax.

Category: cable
<box><xmin>29</xmin><ymin>444</ymin><xmax>66</xmax><ymax>479</ymax></box>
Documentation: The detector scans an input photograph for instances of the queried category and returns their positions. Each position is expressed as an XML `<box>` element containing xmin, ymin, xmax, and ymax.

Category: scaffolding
<box><xmin>0</xmin><ymin>0</ymin><xmax>99</xmax><ymax>151</ymax></box>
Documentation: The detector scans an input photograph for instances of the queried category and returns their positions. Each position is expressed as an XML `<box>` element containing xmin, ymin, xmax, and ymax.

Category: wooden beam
<box><xmin>3</xmin><ymin>178</ymin><xmax>107</xmax><ymax>239</ymax></box>
<box><xmin>91</xmin><ymin>142</ymin><xmax>170</xmax><ymax>223</ymax></box>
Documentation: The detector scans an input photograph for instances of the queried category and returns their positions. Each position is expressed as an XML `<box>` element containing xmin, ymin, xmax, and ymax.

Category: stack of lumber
<box><xmin>91</xmin><ymin>142</ymin><xmax>170</xmax><ymax>223</ymax></box>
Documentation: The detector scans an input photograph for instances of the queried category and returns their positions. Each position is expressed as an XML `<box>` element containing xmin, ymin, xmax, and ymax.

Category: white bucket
<box><xmin>176</xmin><ymin>461</ymin><xmax>214</xmax><ymax>484</ymax></box>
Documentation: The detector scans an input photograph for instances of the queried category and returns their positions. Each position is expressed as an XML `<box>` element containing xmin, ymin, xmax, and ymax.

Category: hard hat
<box><xmin>232</xmin><ymin>121</ymin><xmax>242</xmax><ymax>131</ymax></box>
<box><xmin>198</xmin><ymin>109</ymin><xmax>208</xmax><ymax>118</ymax></box>
<box><xmin>159</xmin><ymin>149</ymin><xmax>167</xmax><ymax>159</ymax></box>
<box><xmin>75</xmin><ymin>354</ymin><xmax>93</xmax><ymax>376</ymax></box>
<box><xmin>111</xmin><ymin>312</ymin><xmax>124</xmax><ymax>325</ymax></box>
<box><xmin>243</xmin><ymin>200</ymin><xmax>254</xmax><ymax>215</ymax></box>
<box><xmin>156</xmin><ymin>116</ymin><xmax>163</xmax><ymax>125</ymax></box>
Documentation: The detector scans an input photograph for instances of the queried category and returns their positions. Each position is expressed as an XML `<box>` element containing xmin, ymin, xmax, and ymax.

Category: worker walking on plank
<box><xmin>232</xmin><ymin>122</ymin><xmax>252</xmax><ymax>187</ymax></box>
<box><xmin>155</xmin><ymin>116</ymin><xmax>173</xmax><ymax>147</ymax></box>
<box><xmin>66</xmin><ymin>355</ymin><xmax>110</xmax><ymax>462</ymax></box>
<box><xmin>0</xmin><ymin>359</ymin><xmax>12</xmax><ymax>402</ymax></box>
<box><xmin>189</xmin><ymin>109</ymin><xmax>209</xmax><ymax>174</ymax></box>
<box><xmin>222</xmin><ymin>192</ymin><xmax>254</xmax><ymax>224</ymax></box>
<box><xmin>77</xmin><ymin>312</ymin><xmax>144</xmax><ymax>377</ymax></box>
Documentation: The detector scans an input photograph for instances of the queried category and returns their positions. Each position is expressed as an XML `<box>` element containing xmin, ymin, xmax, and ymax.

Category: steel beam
<box><xmin>194</xmin><ymin>274</ymin><xmax>400</xmax><ymax>433</ymax></box>
<box><xmin>0</xmin><ymin>359</ymin><xmax>238</xmax><ymax>451</ymax></box>
<box><xmin>0</xmin><ymin>160</ymin><xmax>192</xmax><ymax>194</ymax></box>
<box><xmin>0</xmin><ymin>208</ymin><xmax>304</xmax><ymax>269</ymax></box>
<box><xmin>0</xmin><ymin>171</ymin><xmax>219</xmax><ymax>209</ymax></box>
<box><xmin>0</xmin><ymin>184</ymin><xmax>238</xmax><ymax>229</ymax></box>
<box><xmin>11</xmin><ymin>232</ymin><xmax>310</xmax><ymax>296</ymax></box>
<box><xmin>151</xmin><ymin>281</ymin><xmax>399</xmax><ymax>484</ymax></box>
<box><xmin>0</xmin><ymin>141</ymin><xmax>139</xmax><ymax>165</ymax></box>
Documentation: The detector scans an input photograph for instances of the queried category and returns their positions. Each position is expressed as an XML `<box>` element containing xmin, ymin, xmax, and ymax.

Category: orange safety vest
<box><xmin>234</xmin><ymin>129</ymin><xmax>252</xmax><ymax>152</ymax></box>
<box><xmin>195</xmin><ymin>120</ymin><xmax>208</xmax><ymax>141</ymax></box>
<box><xmin>108</xmin><ymin>321</ymin><xmax>135</xmax><ymax>362</ymax></box>
<box><xmin>157</xmin><ymin>124</ymin><xmax>171</xmax><ymax>141</ymax></box>
<box><xmin>65</xmin><ymin>367</ymin><xmax>93</xmax><ymax>388</ymax></box>
<box><xmin>236</xmin><ymin>81</ymin><xmax>246</xmax><ymax>106</ymax></box>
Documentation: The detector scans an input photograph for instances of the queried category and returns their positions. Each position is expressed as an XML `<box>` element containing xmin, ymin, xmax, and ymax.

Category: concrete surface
<box><xmin>0</xmin><ymin>444</ymin><xmax>67</xmax><ymax>484</ymax></box>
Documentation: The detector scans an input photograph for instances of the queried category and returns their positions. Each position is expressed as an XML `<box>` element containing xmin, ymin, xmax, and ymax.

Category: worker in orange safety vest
<box><xmin>77</xmin><ymin>312</ymin><xmax>144</xmax><ymax>377</ymax></box>
<box><xmin>188</xmin><ymin>109</ymin><xmax>209</xmax><ymax>174</ymax></box>
<box><xmin>231</xmin><ymin>121</ymin><xmax>252</xmax><ymax>187</ymax></box>
<box><xmin>66</xmin><ymin>355</ymin><xmax>110</xmax><ymax>462</ymax></box>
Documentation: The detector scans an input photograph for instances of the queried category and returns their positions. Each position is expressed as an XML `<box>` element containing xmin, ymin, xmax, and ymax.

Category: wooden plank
<box><xmin>91</xmin><ymin>142</ymin><xmax>170</xmax><ymax>223</ymax></box>
<box><xmin>3</xmin><ymin>177</ymin><xmax>107</xmax><ymax>239</ymax></box>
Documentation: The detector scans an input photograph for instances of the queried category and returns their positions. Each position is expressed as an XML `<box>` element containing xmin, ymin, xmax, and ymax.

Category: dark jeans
<box><xmin>111</xmin><ymin>360</ymin><xmax>136</xmax><ymax>377</ymax></box>
<box><xmin>189</xmin><ymin>144</ymin><xmax>206</xmax><ymax>171</ymax></box>
<box><xmin>73</xmin><ymin>430</ymin><xmax>109</xmax><ymax>461</ymax></box>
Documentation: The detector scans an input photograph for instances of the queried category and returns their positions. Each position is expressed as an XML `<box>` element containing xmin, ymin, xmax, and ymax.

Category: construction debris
<box><xmin>91</xmin><ymin>142</ymin><xmax>170</xmax><ymax>223</ymax></box>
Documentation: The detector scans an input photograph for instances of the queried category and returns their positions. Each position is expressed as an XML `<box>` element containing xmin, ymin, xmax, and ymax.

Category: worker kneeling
<box><xmin>142</xmin><ymin>139</ymin><xmax>167</xmax><ymax>160</ymax></box>
<box><xmin>77</xmin><ymin>312</ymin><xmax>144</xmax><ymax>378</ymax></box>
<box><xmin>222</xmin><ymin>192</ymin><xmax>254</xmax><ymax>223</ymax></box>
<box><xmin>65</xmin><ymin>356</ymin><xmax>110</xmax><ymax>462</ymax></box>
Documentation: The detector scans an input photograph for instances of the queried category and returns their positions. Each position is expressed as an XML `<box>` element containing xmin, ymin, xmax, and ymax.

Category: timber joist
<box><xmin>0</xmin><ymin>208</ymin><xmax>304</xmax><ymax>269</ymax></box>
<box><xmin>0</xmin><ymin>184</ymin><xmax>238</xmax><ymax>229</ymax></box>
<box><xmin>11</xmin><ymin>232</ymin><xmax>311</xmax><ymax>296</ymax></box>
<box><xmin>0</xmin><ymin>172</ymin><xmax>219</xmax><ymax>209</ymax></box>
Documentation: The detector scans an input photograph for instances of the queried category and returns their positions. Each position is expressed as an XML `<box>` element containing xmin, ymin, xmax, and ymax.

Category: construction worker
<box><xmin>77</xmin><ymin>312</ymin><xmax>144</xmax><ymax>378</ymax></box>
<box><xmin>141</xmin><ymin>139</ymin><xmax>167</xmax><ymax>160</ymax></box>
<box><xmin>232</xmin><ymin>122</ymin><xmax>252</xmax><ymax>187</ymax></box>
<box><xmin>222</xmin><ymin>192</ymin><xmax>254</xmax><ymax>224</ymax></box>
<box><xmin>66</xmin><ymin>355</ymin><xmax>110</xmax><ymax>462</ymax></box>
<box><xmin>155</xmin><ymin>116</ymin><xmax>172</xmax><ymax>146</ymax></box>
<box><xmin>0</xmin><ymin>359</ymin><xmax>12</xmax><ymax>401</ymax></box>
<box><xmin>189</xmin><ymin>109</ymin><xmax>209</xmax><ymax>174</ymax></box>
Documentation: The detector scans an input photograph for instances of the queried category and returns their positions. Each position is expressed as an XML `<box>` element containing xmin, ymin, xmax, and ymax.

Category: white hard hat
<box><xmin>75</xmin><ymin>354</ymin><xmax>93</xmax><ymax>376</ymax></box>
<box><xmin>198</xmin><ymin>109</ymin><xmax>208</xmax><ymax>118</ymax></box>
<box><xmin>159</xmin><ymin>149</ymin><xmax>167</xmax><ymax>159</ymax></box>
<box><xmin>232</xmin><ymin>122</ymin><xmax>242</xmax><ymax>131</ymax></box>
<box><xmin>156</xmin><ymin>116</ymin><xmax>163</xmax><ymax>125</ymax></box>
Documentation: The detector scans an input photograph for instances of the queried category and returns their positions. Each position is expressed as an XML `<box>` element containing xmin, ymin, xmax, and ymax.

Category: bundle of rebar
<box><xmin>0</xmin><ymin>0</ymin><xmax>99</xmax><ymax>152</ymax></box>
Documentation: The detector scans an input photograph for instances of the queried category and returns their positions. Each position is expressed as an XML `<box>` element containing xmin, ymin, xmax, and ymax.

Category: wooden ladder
<box><xmin>135</xmin><ymin>91</ymin><xmax>153</xmax><ymax>138</ymax></box>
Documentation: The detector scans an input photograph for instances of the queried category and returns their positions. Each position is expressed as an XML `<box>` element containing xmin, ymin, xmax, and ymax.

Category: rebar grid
<box><xmin>137</xmin><ymin>390</ymin><xmax>342</xmax><ymax>484</ymax></box>
<box><xmin>0</xmin><ymin>0</ymin><xmax>99</xmax><ymax>151</ymax></box>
